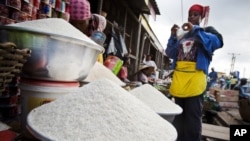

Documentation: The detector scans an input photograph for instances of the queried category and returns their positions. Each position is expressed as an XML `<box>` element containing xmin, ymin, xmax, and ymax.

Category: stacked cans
<box><xmin>0</xmin><ymin>0</ymin><xmax>71</xmax><ymax>25</ymax></box>
<box><xmin>38</xmin><ymin>0</ymin><xmax>70</xmax><ymax>21</ymax></box>
<box><xmin>0</xmin><ymin>76</ymin><xmax>20</xmax><ymax>119</ymax></box>
<box><xmin>0</xmin><ymin>0</ymin><xmax>33</xmax><ymax>25</ymax></box>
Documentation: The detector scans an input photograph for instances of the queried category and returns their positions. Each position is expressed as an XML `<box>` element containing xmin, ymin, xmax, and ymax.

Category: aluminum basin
<box><xmin>0</xmin><ymin>26</ymin><xmax>104</xmax><ymax>81</ymax></box>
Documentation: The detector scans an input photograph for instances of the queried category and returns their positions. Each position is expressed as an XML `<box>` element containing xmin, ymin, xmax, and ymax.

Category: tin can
<box><xmin>62</xmin><ymin>12</ymin><xmax>70</xmax><ymax>21</ymax></box>
<box><xmin>41</xmin><ymin>0</ymin><xmax>50</xmax><ymax>4</ymax></box>
<box><xmin>41</xmin><ymin>0</ymin><xmax>55</xmax><ymax>6</ymax></box>
<box><xmin>21</xmin><ymin>1</ymin><xmax>33</xmax><ymax>16</ymax></box>
<box><xmin>60</xmin><ymin>1</ymin><xmax>65</xmax><ymax>13</ymax></box>
<box><xmin>6</xmin><ymin>0</ymin><xmax>22</xmax><ymax>10</ymax></box>
<box><xmin>23</xmin><ymin>0</ymin><xmax>31</xmax><ymax>3</ymax></box>
<box><xmin>31</xmin><ymin>6</ymin><xmax>37</xmax><ymax>19</ymax></box>
<box><xmin>0</xmin><ymin>4</ymin><xmax>9</xmax><ymax>17</ymax></box>
<box><xmin>36</xmin><ymin>13</ymin><xmax>47</xmax><ymax>19</ymax></box>
<box><xmin>39</xmin><ymin>2</ymin><xmax>52</xmax><ymax>17</ymax></box>
<box><xmin>11</xmin><ymin>10</ymin><xmax>29</xmax><ymax>22</ymax></box>
<box><xmin>0</xmin><ymin>16</ymin><xmax>15</xmax><ymax>25</ymax></box>
<box><xmin>55</xmin><ymin>0</ymin><xmax>60</xmax><ymax>11</ymax></box>
<box><xmin>33</xmin><ymin>0</ymin><xmax>40</xmax><ymax>8</ymax></box>
<box><xmin>65</xmin><ymin>3</ymin><xmax>69</xmax><ymax>13</ymax></box>
<box><xmin>50</xmin><ymin>0</ymin><xmax>56</xmax><ymax>8</ymax></box>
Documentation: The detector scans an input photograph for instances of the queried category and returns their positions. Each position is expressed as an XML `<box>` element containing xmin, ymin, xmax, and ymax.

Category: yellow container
<box><xmin>19</xmin><ymin>79</ymin><xmax>80</xmax><ymax>137</ymax></box>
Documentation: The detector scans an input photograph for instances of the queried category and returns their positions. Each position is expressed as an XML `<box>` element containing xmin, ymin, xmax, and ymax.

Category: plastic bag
<box><xmin>119</xmin><ymin>33</ymin><xmax>128</xmax><ymax>56</ymax></box>
<box><xmin>106</xmin><ymin>36</ymin><xmax>117</xmax><ymax>55</ymax></box>
<box><xmin>106</xmin><ymin>26</ymin><xmax>127</xmax><ymax>60</ymax></box>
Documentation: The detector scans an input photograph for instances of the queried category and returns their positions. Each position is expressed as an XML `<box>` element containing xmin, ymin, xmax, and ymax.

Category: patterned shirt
<box><xmin>177</xmin><ymin>38</ymin><xmax>198</xmax><ymax>62</ymax></box>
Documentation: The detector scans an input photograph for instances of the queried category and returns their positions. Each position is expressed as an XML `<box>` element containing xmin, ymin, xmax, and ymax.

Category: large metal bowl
<box><xmin>0</xmin><ymin>26</ymin><xmax>104</xmax><ymax>82</ymax></box>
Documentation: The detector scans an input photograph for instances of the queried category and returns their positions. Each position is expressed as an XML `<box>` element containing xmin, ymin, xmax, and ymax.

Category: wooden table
<box><xmin>202</xmin><ymin>123</ymin><xmax>229</xmax><ymax>141</ymax></box>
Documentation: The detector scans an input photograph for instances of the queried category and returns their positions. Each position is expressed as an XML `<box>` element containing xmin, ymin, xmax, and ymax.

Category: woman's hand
<box><xmin>171</xmin><ymin>24</ymin><xmax>180</xmax><ymax>35</ymax></box>
<box><xmin>182</xmin><ymin>22</ymin><xmax>193</xmax><ymax>32</ymax></box>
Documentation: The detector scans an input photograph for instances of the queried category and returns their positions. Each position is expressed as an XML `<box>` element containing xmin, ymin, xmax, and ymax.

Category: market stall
<box><xmin>0</xmin><ymin>1</ymin><xmax>181</xmax><ymax>141</ymax></box>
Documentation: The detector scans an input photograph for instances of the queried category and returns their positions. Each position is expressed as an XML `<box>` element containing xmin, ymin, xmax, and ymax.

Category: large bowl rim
<box><xmin>0</xmin><ymin>25</ymin><xmax>105</xmax><ymax>53</ymax></box>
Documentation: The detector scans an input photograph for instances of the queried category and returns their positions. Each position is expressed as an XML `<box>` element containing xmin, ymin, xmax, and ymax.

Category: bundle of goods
<box><xmin>0</xmin><ymin>0</ymin><xmax>70</xmax><ymax>25</ymax></box>
<box><xmin>0</xmin><ymin>42</ymin><xmax>31</xmax><ymax>119</ymax></box>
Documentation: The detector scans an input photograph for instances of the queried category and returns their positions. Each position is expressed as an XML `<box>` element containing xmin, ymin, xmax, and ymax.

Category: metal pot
<box><xmin>0</xmin><ymin>26</ymin><xmax>104</xmax><ymax>82</ymax></box>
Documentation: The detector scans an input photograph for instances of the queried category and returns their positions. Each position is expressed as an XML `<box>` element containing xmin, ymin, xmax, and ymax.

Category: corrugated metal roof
<box><xmin>126</xmin><ymin>0</ymin><xmax>160</xmax><ymax>15</ymax></box>
<box><xmin>149</xmin><ymin>0</ymin><xmax>160</xmax><ymax>15</ymax></box>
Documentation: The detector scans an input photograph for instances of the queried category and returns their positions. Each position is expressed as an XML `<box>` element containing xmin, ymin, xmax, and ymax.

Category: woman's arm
<box><xmin>165</xmin><ymin>24</ymin><xmax>179</xmax><ymax>59</ymax></box>
<box><xmin>194</xmin><ymin>25</ymin><xmax>224</xmax><ymax>52</ymax></box>
<box><xmin>165</xmin><ymin>36</ymin><xmax>178</xmax><ymax>59</ymax></box>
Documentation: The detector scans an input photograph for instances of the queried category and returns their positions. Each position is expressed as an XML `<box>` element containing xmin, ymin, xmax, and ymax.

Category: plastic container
<box><xmin>19</xmin><ymin>79</ymin><xmax>80</xmax><ymax>137</ymax></box>
<box><xmin>91</xmin><ymin>31</ymin><xmax>106</xmax><ymax>45</ymax></box>
<box><xmin>176</xmin><ymin>28</ymin><xmax>188</xmax><ymax>40</ymax></box>
<box><xmin>104</xmin><ymin>55</ymin><xmax>123</xmax><ymax>75</ymax></box>
<box><xmin>158</xmin><ymin>113</ymin><xmax>180</xmax><ymax>123</ymax></box>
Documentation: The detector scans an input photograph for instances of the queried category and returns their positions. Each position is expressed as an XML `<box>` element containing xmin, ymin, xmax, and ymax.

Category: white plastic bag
<box><xmin>107</xmin><ymin>36</ymin><xmax>117</xmax><ymax>55</ymax></box>
<box><xmin>119</xmin><ymin>33</ymin><xmax>128</xmax><ymax>56</ymax></box>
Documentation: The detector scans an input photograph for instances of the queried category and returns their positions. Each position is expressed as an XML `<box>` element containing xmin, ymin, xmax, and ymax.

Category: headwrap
<box><xmin>92</xmin><ymin>14</ymin><xmax>107</xmax><ymax>32</ymax></box>
<box><xmin>87</xmin><ymin>14</ymin><xmax>107</xmax><ymax>36</ymax></box>
<box><xmin>69</xmin><ymin>0</ymin><xmax>91</xmax><ymax>21</ymax></box>
<box><xmin>189</xmin><ymin>4</ymin><xmax>210</xmax><ymax>27</ymax></box>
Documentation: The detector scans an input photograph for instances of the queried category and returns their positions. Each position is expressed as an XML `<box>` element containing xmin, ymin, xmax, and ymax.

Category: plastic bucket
<box><xmin>19</xmin><ymin>79</ymin><xmax>80</xmax><ymax>138</ymax></box>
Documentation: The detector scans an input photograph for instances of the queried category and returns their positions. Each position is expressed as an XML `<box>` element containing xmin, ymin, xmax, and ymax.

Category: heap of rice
<box><xmin>130</xmin><ymin>84</ymin><xmax>182</xmax><ymax>115</ymax></box>
<box><xmin>83</xmin><ymin>62</ymin><xmax>125</xmax><ymax>86</ymax></box>
<box><xmin>27</xmin><ymin>79</ymin><xmax>177</xmax><ymax>141</ymax></box>
<box><xmin>7</xmin><ymin>18</ymin><xmax>98</xmax><ymax>46</ymax></box>
<box><xmin>0</xmin><ymin>122</ymin><xmax>10</xmax><ymax>131</ymax></box>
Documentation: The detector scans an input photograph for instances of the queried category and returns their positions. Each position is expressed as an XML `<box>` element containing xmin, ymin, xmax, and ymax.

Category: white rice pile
<box><xmin>7</xmin><ymin>18</ymin><xmax>98</xmax><ymax>46</ymax></box>
<box><xmin>83</xmin><ymin>62</ymin><xmax>125</xmax><ymax>86</ymax></box>
<box><xmin>0</xmin><ymin>122</ymin><xmax>10</xmax><ymax>131</ymax></box>
<box><xmin>130</xmin><ymin>84</ymin><xmax>182</xmax><ymax>115</ymax></box>
<box><xmin>27</xmin><ymin>79</ymin><xmax>177</xmax><ymax>141</ymax></box>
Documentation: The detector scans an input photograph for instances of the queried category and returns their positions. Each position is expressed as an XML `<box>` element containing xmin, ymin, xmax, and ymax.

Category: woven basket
<box><xmin>0</xmin><ymin>42</ymin><xmax>31</xmax><ymax>95</ymax></box>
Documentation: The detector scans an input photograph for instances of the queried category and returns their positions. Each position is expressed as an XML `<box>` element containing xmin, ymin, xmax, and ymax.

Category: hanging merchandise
<box><xmin>106</xmin><ymin>26</ymin><xmax>126</xmax><ymax>60</ymax></box>
<box><xmin>119</xmin><ymin>32</ymin><xmax>128</xmax><ymax>56</ymax></box>
<box><xmin>106</xmin><ymin>33</ymin><xmax>117</xmax><ymax>55</ymax></box>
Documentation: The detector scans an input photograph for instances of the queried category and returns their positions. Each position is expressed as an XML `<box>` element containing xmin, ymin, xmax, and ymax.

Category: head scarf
<box><xmin>189</xmin><ymin>4</ymin><xmax>210</xmax><ymax>27</ymax></box>
<box><xmin>70</xmin><ymin>0</ymin><xmax>91</xmax><ymax>21</ymax></box>
<box><xmin>92</xmin><ymin>14</ymin><xmax>107</xmax><ymax>32</ymax></box>
<box><xmin>87</xmin><ymin>14</ymin><xmax>107</xmax><ymax>36</ymax></box>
